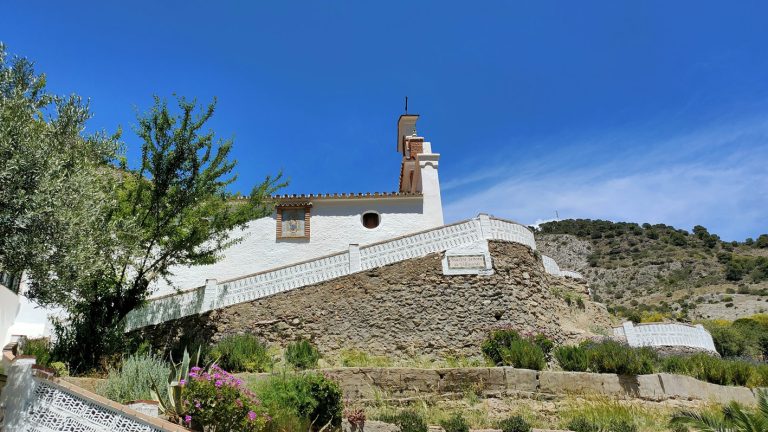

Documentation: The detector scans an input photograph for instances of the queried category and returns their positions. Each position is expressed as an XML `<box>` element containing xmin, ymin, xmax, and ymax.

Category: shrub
<box><xmin>440</xmin><ymin>413</ymin><xmax>469</xmax><ymax>432</ymax></box>
<box><xmin>256</xmin><ymin>372</ymin><xmax>343</xmax><ymax>431</ymax></box>
<box><xmin>566</xmin><ymin>417</ymin><xmax>599</xmax><ymax>432</ymax></box>
<box><xmin>284</xmin><ymin>339</ymin><xmax>320</xmax><ymax>370</ymax></box>
<box><xmin>97</xmin><ymin>353</ymin><xmax>171</xmax><ymax>405</ymax></box>
<box><xmin>533</xmin><ymin>334</ymin><xmax>555</xmax><ymax>356</ymax></box>
<box><xmin>50</xmin><ymin>361</ymin><xmax>69</xmax><ymax>377</ymax></box>
<box><xmin>553</xmin><ymin>345</ymin><xmax>589</xmax><ymax>372</ymax></box>
<box><xmin>554</xmin><ymin>341</ymin><xmax>656</xmax><ymax>375</ymax></box>
<box><xmin>208</xmin><ymin>334</ymin><xmax>272</xmax><ymax>373</ymax></box>
<box><xmin>482</xmin><ymin>328</ymin><xmax>523</xmax><ymax>365</ymax></box>
<box><xmin>499</xmin><ymin>339</ymin><xmax>546</xmax><ymax>370</ymax></box>
<box><xmin>181</xmin><ymin>364</ymin><xmax>269</xmax><ymax>431</ymax></box>
<box><xmin>378</xmin><ymin>410</ymin><xmax>428</xmax><ymax>432</ymax></box>
<box><xmin>586</xmin><ymin>341</ymin><xmax>656</xmax><ymax>375</ymax></box>
<box><xmin>606</xmin><ymin>419</ymin><xmax>638</xmax><ymax>432</ymax></box>
<box><xmin>659</xmin><ymin>353</ymin><xmax>763</xmax><ymax>387</ymax></box>
<box><xmin>498</xmin><ymin>415</ymin><xmax>531</xmax><ymax>432</ymax></box>
<box><xmin>23</xmin><ymin>338</ymin><xmax>52</xmax><ymax>367</ymax></box>
<box><xmin>481</xmin><ymin>329</ymin><xmax>547</xmax><ymax>370</ymax></box>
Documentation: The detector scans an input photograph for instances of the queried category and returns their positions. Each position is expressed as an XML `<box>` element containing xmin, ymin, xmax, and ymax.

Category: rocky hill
<box><xmin>535</xmin><ymin>219</ymin><xmax>768</xmax><ymax>322</ymax></box>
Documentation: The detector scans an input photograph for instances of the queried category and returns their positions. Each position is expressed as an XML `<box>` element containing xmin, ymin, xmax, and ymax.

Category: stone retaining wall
<box><xmin>133</xmin><ymin>241</ymin><xmax>611</xmax><ymax>359</ymax></box>
<box><xmin>305</xmin><ymin>367</ymin><xmax>763</xmax><ymax>406</ymax></box>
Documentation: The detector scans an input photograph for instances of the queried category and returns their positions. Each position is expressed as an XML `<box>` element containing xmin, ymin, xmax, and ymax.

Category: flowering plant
<box><xmin>180</xmin><ymin>364</ymin><xmax>270</xmax><ymax>431</ymax></box>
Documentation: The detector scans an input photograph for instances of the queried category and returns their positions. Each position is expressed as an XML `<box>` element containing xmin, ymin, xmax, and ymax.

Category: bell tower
<box><xmin>397</xmin><ymin>114</ymin><xmax>443</xmax><ymax>226</ymax></box>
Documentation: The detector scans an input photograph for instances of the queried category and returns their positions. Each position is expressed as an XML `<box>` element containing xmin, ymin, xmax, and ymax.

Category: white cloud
<box><xmin>443</xmin><ymin>116</ymin><xmax>768</xmax><ymax>240</ymax></box>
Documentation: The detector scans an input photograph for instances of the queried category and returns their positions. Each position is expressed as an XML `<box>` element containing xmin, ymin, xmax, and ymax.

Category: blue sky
<box><xmin>2</xmin><ymin>1</ymin><xmax>767</xmax><ymax>240</ymax></box>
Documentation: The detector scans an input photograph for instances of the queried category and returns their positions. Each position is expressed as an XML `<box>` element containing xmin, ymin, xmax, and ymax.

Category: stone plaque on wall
<box><xmin>447</xmin><ymin>255</ymin><xmax>486</xmax><ymax>269</ymax></box>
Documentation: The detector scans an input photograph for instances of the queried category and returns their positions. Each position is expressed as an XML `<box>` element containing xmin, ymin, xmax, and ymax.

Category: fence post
<box><xmin>478</xmin><ymin>214</ymin><xmax>492</xmax><ymax>240</ymax></box>
<box><xmin>349</xmin><ymin>244</ymin><xmax>361</xmax><ymax>273</ymax></box>
<box><xmin>201</xmin><ymin>279</ymin><xmax>218</xmax><ymax>312</ymax></box>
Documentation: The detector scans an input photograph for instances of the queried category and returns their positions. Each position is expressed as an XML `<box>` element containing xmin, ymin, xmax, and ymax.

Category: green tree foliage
<box><xmin>0</xmin><ymin>43</ymin><xmax>119</xmax><ymax>284</ymax></box>
<box><xmin>48</xmin><ymin>96</ymin><xmax>284</xmax><ymax>372</ymax></box>
<box><xmin>1</xmin><ymin>45</ymin><xmax>286</xmax><ymax>372</ymax></box>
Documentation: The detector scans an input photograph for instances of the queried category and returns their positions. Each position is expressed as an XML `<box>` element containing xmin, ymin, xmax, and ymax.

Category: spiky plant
<box><xmin>670</xmin><ymin>389</ymin><xmax>768</xmax><ymax>432</ymax></box>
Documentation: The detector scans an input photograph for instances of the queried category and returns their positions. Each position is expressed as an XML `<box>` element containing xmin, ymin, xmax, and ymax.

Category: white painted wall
<box><xmin>614</xmin><ymin>321</ymin><xmax>717</xmax><ymax>353</ymax></box>
<box><xmin>0</xmin><ymin>283</ymin><xmax>21</xmax><ymax>346</ymax></box>
<box><xmin>154</xmin><ymin>197</ymin><xmax>436</xmax><ymax>295</ymax></box>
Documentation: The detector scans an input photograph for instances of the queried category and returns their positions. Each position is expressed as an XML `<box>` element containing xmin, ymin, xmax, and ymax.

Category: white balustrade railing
<box><xmin>359</xmin><ymin>219</ymin><xmax>481</xmax><ymax>270</ymax></box>
<box><xmin>614</xmin><ymin>321</ymin><xmax>717</xmax><ymax>353</ymax></box>
<box><xmin>541</xmin><ymin>255</ymin><xmax>584</xmax><ymax>279</ymax></box>
<box><xmin>124</xmin><ymin>215</ymin><xmax>561</xmax><ymax>330</ymax></box>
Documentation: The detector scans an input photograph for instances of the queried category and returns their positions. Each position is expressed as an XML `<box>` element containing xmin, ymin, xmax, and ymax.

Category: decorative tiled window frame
<box><xmin>276</xmin><ymin>205</ymin><xmax>311</xmax><ymax>240</ymax></box>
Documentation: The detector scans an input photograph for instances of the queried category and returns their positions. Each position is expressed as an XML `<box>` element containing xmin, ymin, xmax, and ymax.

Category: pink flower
<box><xmin>215</xmin><ymin>380</ymin><xmax>223</xmax><ymax>387</ymax></box>
<box><xmin>184</xmin><ymin>415</ymin><xmax>192</xmax><ymax>425</ymax></box>
<box><xmin>179</xmin><ymin>379</ymin><xmax>186</xmax><ymax>386</ymax></box>
<box><xmin>247</xmin><ymin>411</ymin><xmax>257</xmax><ymax>421</ymax></box>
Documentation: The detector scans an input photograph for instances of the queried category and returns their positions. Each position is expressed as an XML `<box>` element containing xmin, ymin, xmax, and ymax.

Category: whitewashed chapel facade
<box><xmin>153</xmin><ymin>114</ymin><xmax>443</xmax><ymax>295</ymax></box>
<box><xmin>1</xmin><ymin>113</ymin><xmax>584</xmax><ymax>343</ymax></box>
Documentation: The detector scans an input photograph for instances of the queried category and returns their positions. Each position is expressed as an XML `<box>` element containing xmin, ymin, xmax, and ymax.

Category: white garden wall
<box><xmin>614</xmin><ymin>321</ymin><xmax>717</xmax><ymax>353</ymax></box>
<box><xmin>0</xmin><ymin>284</ymin><xmax>20</xmax><ymax>346</ymax></box>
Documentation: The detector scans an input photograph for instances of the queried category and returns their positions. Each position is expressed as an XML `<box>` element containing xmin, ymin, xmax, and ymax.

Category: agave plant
<box><xmin>150</xmin><ymin>347</ymin><xmax>203</xmax><ymax>422</ymax></box>
<box><xmin>670</xmin><ymin>389</ymin><xmax>768</xmax><ymax>432</ymax></box>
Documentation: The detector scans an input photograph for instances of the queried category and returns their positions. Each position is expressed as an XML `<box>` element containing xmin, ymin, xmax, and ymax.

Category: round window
<box><xmin>362</xmin><ymin>212</ymin><xmax>380</xmax><ymax>229</ymax></box>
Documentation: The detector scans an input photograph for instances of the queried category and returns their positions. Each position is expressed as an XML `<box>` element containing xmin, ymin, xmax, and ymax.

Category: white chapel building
<box><xmin>155</xmin><ymin>114</ymin><xmax>443</xmax><ymax>294</ymax></box>
<box><xmin>1</xmin><ymin>113</ymin><xmax>578</xmax><ymax>344</ymax></box>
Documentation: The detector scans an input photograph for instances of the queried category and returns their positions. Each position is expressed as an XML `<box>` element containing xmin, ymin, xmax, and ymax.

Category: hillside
<box><xmin>535</xmin><ymin>219</ymin><xmax>768</xmax><ymax>322</ymax></box>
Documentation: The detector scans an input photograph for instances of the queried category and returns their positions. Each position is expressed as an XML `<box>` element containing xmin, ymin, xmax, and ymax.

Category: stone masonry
<box><xmin>134</xmin><ymin>241</ymin><xmax>611</xmax><ymax>358</ymax></box>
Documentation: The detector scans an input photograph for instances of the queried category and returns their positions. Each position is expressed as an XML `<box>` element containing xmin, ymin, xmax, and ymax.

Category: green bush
<box><xmin>481</xmin><ymin>329</ymin><xmax>547</xmax><ymax>370</ymax></box>
<box><xmin>659</xmin><ymin>353</ymin><xmax>765</xmax><ymax>387</ymax></box>
<box><xmin>284</xmin><ymin>339</ymin><xmax>320</xmax><ymax>370</ymax></box>
<box><xmin>23</xmin><ymin>338</ymin><xmax>52</xmax><ymax>367</ymax></box>
<box><xmin>606</xmin><ymin>419</ymin><xmax>638</xmax><ymax>432</ymax></box>
<box><xmin>96</xmin><ymin>353</ymin><xmax>171</xmax><ymax>404</ymax></box>
<box><xmin>440</xmin><ymin>413</ymin><xmax>469</xmax><ymax>432</ymax></box>
<box><xmin>208</xmin><ymin>334</ymin><xmax>272</xmax><ymax>373</ymax></box>
<box><xmin>482</xmin><ymin>328</ymin><xmax>523</xmax><ymax>365</ymax></box>
<box><xmin>554</xmin><ymin>341</ymin><xmax>656</xmax><ymax>375</ymax></box>
<box><xmin>586</xmin><ymin>341</ymin><xmax>656</xmax><ymax>375</ymax></box>
<box><xmin>566</xmin><ymin>417</ymin><xmax>599</xmax><ymax>432</ymax></box>
<box><xmin>378</xmin><ymin>410</ymin><xmax>428</xmax><ymax>432</ymax></box>
<box><xmin>49</xmin><ymin>361</ymin><xmax>69</xmax><ymax>377</ymax></box>
<box><xmin>498</xmin><ymin>415</ymin><xmax>531</xmax><ymax>432</ymax></box>
<box><xmin>181</xmin><ymin>364</ymin><xmax>269</xmax><ymax>431</ymax></box>
<box><xmin>533</xmin><ymin>334</ymin><xmax>555</xmax><ymax>356</ymax></box>
<box><xmin>256</xmin><ymin>372</ymin><xmax>342</xmax><ymax>431</ymax></box>
<box><xmin>499</xmin><ymin>339</ymin><xmax>546</xmax><ymax>370</ymax></box>
<box><xmin>553</xmin><ymin>345</ymin><xmax>589</xmax><ymax>372</ymax></box>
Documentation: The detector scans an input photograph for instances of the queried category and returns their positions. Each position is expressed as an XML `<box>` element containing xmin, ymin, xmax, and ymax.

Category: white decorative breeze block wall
<box><xmin>541</xmin><ymin>255</ymin><xmax>584</xmax><ymax>279</ymax></box>
<box><xmin>0</xmin><ymin>360</ymin><xmax>168</xmax><ymax>432</ymax></box>
<box><xmin>614</xmin><ymin>321</ymin><xmax>717</xmax><ymax>353</ymax></box>
<box><xmin>125</xmin><ymin>215</ymin><xmax>578</xmax><ymax>331</ymax></box>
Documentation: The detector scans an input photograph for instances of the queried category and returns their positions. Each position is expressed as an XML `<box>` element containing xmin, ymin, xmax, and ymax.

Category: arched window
<box><xmin>362</xmin><ymin>212</ymin><xmax>380</xmax><ymax>229</ymax></box>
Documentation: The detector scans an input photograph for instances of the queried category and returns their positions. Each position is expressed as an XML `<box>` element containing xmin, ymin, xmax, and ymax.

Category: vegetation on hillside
<box><xmin>536</xmin><ymin>219</ymin><xmax>768</xmax><ymax>321</ymax></box>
